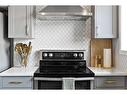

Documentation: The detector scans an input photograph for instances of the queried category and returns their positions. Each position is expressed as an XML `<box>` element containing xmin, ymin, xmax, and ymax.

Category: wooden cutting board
<box><xmin>90</xmin><ymin>39</ymin><xmax>112</xmax><ymax>67</ymax></box>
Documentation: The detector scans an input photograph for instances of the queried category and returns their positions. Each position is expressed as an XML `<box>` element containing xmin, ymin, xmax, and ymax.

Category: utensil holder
<box><xmin>21</xmin><ymin>54</ymin><xmax>28</xmax><ymax>67</ymax></box>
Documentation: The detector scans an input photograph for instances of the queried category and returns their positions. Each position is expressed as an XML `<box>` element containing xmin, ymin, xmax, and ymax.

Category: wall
<box><xmin>112</xmin><ymin>6</ymin><xmax>127</xmax><ymax>71</ymax></box>
<box><xmin>13</xmin><ymin>6</ymin><xmax>92</xmax><ymax>67</ymax></box>
<box><xmin>113</xmin><ymin>30</ymin><xmax>127</xmax><ymax>71</ymax></box>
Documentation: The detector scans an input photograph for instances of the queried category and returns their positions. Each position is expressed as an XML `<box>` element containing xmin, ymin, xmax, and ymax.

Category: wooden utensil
<box><xmin>15</xmin><ymin>42</ymin><xmax>32</xmax><ymax>67</ymax></box>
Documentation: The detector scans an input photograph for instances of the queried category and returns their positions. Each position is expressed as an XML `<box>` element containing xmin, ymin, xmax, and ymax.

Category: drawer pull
<box><xmin>9</xmin><ymin>82</ymin><xmax>22</xmax><ymax>84</ymax></box>
<box><xmin>104</xmin><ymin>80</ymin><xmax>117</xmax><ymax>84</ymax></box>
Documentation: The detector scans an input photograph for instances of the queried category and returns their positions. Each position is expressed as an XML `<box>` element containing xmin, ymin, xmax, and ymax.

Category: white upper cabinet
<box><xmin>8</xmin><ymin>6</ymin><xmax>35</xmax><ymax>38</ymax></box>
<box><xmin>92</xmin><ymin>6</ymin><xmax>118</xmax><ymax>38</ymax></box>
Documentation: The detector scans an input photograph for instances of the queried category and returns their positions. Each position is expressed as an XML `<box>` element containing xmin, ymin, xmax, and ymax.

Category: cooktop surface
<box><xmin>34</xmin><ymin>67</ymin><xmax>94</xmax><ymax>78</ymax></box>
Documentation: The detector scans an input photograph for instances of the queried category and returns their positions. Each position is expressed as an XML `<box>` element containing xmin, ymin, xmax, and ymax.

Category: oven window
<box><xmin>37</xmin><ymin>80</ymin><xmax>91</xmax><ymax>89</ymax></box>
<box><xmin>38</xmin><ymin>80</ymin><xmax>62</xmax><ymax>89</ymax></box>
<box><xmin>75</xmin><ymin>80</ymin><xmax>90</xmax><ymax>89</ymax></box>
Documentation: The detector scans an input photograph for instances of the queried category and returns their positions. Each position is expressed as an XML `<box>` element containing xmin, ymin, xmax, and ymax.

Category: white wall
<box><xmin>113</xmin><ymin>6</ymin><xmax>127</xmax><ymax>70</ymax></box>
<box><xmin>113</xmin><ymin>31</ymin><xmax>127</xmax><ymax>71</ymax></box>
<box><xmin>113</xmin><ymin>36</ymin><xmax>127</xmax><ymax>71</ymax></box>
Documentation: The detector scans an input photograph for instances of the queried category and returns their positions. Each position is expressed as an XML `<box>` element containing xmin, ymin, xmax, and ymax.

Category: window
<box><xmin>120</xmin><ymin>5</ymin><xmax>127</xmax><ymax>53</ymax></box>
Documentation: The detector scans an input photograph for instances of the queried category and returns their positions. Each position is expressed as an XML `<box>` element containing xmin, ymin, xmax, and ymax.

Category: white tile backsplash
<box><xmin>13</xmin><ymin>17</ymin><xmax>91</xmax><ymax>67</ymax></box>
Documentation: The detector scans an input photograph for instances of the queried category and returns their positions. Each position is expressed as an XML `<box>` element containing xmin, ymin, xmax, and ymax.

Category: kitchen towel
<box><xmin>62</xmin><ymin>78</ymin><xmax>75</xmax><ymax>90</ymax></box>
<box><xmin>103</xmin><ymin>48</ymin><xmax>112</xmax><ymax>68</ymax></box>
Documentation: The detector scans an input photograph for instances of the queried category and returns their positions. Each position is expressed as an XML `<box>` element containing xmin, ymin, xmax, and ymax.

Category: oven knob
<box><xmin>49</xmin><ymin>53</ymin><xmax>53</xmax><ymax>57</ymax></box>
<box><xmin>73</xmin><ymin>53</ymin><xmax>78</xmax><ymax>57</ymax></box>
<box><xmin>79</xmin><ymin>53</ymin><xmax>83</xmax><ymax>57</ymax></box>
<box><xmin>43</xmin><ymin>53</ymin><xmax>48</xmax><ymax>57</ymax></box>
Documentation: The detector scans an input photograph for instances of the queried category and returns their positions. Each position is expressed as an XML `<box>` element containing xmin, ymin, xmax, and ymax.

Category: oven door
<box><xmin>34</xmin><ymin>77</ymin><xmax>94</xmax><ymax>90</ymax></box>
<box><xmin>38</xmin><ymin>80</ymin><xmax>62</xmax><ymax>89</ymax></box>
<box><xmin>75</xmin><ymin>80</ymin><xmax>91</xmax><ymax>89</ymax></box>
<box><xmin>34</xmin><ymin>77</ymin><xmax>62</xmax><ymax>89</ymax></box>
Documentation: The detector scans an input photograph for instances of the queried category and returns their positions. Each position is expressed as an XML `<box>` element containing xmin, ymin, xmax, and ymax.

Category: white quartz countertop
<box><xmin>1</xmin><ymin>66</ymin><xmax>127</xmax><ymax>77</ymax></box>
<box><xmin>0</xmin><ymin>67</ymin><xmax>38</xmax><ymax>77</ymax></box>
<box><xmin>88</xmin><ymin>67</ymin><xmax>127</xmax><ymax>76</ymax></box>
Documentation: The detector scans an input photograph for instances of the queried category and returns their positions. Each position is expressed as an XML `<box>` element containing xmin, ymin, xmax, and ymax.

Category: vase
<box><xmin>21</xmin><ymin>54</ymin><xmax>28</xmax><ymax>67</ymax></box>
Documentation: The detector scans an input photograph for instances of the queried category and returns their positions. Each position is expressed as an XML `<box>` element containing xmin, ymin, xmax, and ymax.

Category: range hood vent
<box><xmin>37</xmin><ymin>6</ymin><xmax>92</xmax><ymax>20</ymax></box>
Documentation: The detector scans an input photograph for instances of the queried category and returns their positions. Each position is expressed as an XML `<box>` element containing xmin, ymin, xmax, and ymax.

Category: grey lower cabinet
<box><xmin>0</xmin><ymin>76</ymin><xmax>33</xmax><ymax>89</ymax></box>
<box><xmin>94</xmin><ymin>76</ymin><xmax>126</xmax><ymax>89</ymax></box>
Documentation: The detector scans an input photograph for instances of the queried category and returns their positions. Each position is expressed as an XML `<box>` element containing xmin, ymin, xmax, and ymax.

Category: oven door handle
<box><xmin>75</xmin><ymin>77</ymin><xmax>94</xmax><ymax>81</ymax></box>
<box><xmin>34</xmin><ymin>77</ymin><xmax>94</xmax><ymax>81</ymax></box>
<box><xmin>34</xmin><ymin>77</ymin><xmax>62</xmax><ymax>81</ymax></box>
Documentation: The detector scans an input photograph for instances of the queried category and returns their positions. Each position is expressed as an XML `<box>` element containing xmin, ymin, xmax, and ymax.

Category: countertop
<box><xmin>88</xmin><ymin>67</ymin><xmax>127</xmax><ymax>76</ymax></box>
<box><xmin>0</xmin><ymin>66</ymin><xmax>127</xmax><ymax>77</ymax></box>
<box><xmin>0</xmin><ymin>67</ymin><xmax>38</xmax><ymax>77</ymax></box>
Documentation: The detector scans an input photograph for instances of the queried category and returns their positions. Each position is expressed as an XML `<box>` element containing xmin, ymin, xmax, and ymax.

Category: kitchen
<box><xmin>0</xmin><ymin>5</ymin><xmax>126</xmax><ymax>90</ymax></box>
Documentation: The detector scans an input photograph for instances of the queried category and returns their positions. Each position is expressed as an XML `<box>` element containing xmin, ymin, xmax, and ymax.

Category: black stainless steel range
<box><xmin>34</xmin><ymin>50</ymin><xmax>94</xmax><ymax>90</ymax></box>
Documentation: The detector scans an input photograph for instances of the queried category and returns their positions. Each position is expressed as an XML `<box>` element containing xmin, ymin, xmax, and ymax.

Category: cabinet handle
<box><xmin>96</xmin><ymin>26</ymin><xmax>98</xmax><ymax>37</ymax></box>
<box><xmin>104</xmin><ymin>80</ymin><xmax>117</xmax><ymax>84</ymax></box>
<box><xmin>25</xmin><ymin>25</ymin><xmax>28</xmax><ymax>36</ymax></box>
<box><xmin>9</xmin><ymin>81</ymin><xmax>22</xmax><ymax>84</ymax></box>
<box><xmin>25</xmin><ymin>6</ymin><xmax>28</xmax><ymax>36</ymax></box>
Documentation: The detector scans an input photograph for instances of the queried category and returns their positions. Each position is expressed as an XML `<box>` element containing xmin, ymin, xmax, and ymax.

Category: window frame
<box><xmin>119</xmin><ymin>6</ymin><xmax>127</xmax><ymax>55</ymax></box>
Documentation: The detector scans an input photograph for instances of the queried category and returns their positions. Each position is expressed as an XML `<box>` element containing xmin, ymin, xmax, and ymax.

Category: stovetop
<box><xmin>34</xmin><ymin>51</ymin><xmax>94</xmax><ymax>78</ymax></box>
<box><xmin>34</xmin><ymin>67</ymin><xmax>94</xmax><ymax>78</ymax></box>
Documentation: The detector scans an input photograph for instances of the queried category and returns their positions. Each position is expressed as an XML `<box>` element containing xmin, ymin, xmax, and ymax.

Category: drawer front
<box><xmin>2</xmin><ymin>77</ymin><xmax>32</xmax><ymax>88</ymax></box>
<box><xmin>95</xmin><ymin>77</ymin><xmax>125</xmax><ymax>89</ymax></box>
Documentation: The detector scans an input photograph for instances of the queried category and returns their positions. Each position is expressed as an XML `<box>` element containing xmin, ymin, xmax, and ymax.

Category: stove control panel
<box><xmin>41</xmin><ymin>51</ymin><xmax>84</xmax><ymax>60</ymax></box>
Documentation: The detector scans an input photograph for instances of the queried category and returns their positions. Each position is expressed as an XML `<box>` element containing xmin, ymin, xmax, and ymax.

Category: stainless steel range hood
<box><xmin>37</xmin><ymin>6</ymin><xmax>92</xmax><ymax>20</ymax></box>
<box><xmin>38</xmin><ymin>6</ymin><xmax>92</xmax><ymax>16</ymax></box>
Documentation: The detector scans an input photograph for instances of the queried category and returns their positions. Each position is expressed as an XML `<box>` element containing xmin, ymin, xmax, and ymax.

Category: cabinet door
<box><xmin>8</xmin><ymin>6</ymin><xmax>34</xmax><ymax>38</ymax></box>
<box><xmin>95</xmin><ymin>6</ymin><xmax>112</xmax><ymax>38</ymax></box>
<box><xmin>8</xmin><ymin>6</ymin><xmax>27</xmax><ymax>38</ymax></box>
<box><xmin>26</xmin><ymin>6</ymin><xmax>35</xmax><ymax>38</ymax></box>
<box><xmin>94</xmin><ymin>6</ymin><xmax>117</xmax><ymax>38</ymax></box>
<box><xmin>2</xmin><ymin>77</ymin><xmax>32</xmax><ymax>89</ymax></box>
<box><xmin>94</xmin><ymin>77</ymin><xmax>125</xmax><ymax>89</ymax></box>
